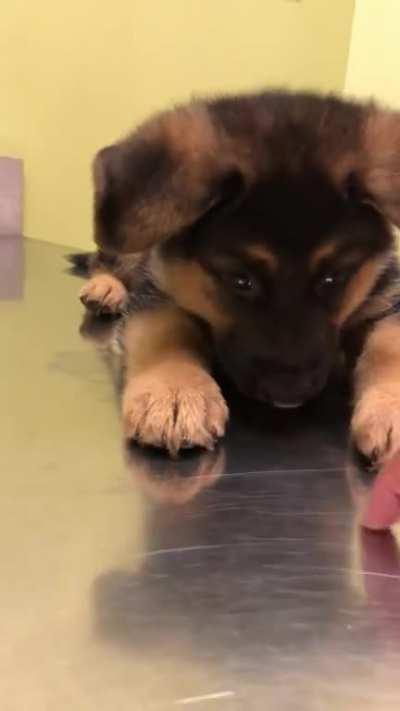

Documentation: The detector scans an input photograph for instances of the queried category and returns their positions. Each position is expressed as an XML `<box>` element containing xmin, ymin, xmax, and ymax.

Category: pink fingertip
<box><xmin>362</xmin><ymin>454</ymin><xmax>400</xmax><ymax>530</ymax></box>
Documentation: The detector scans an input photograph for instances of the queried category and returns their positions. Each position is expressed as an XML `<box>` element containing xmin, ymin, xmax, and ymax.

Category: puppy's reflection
<box><xmin>79</xmin><ymin>308</ymin><xmax>120</xmax><ymax>343</ymax></box>
<box><xmin>124</xmin><ymin>444</ymin><xmax>226</xmax><ymax>505</ymax></box>
<box><xmin>79</xmin><ymin>309</ymin><xmax>124</xmax><ymax>400</ymax></box>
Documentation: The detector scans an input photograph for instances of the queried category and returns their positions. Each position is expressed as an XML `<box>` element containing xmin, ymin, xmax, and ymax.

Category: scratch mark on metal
<box><xmin>176</xmin><ymin>691</ymin><xmax>235</xmax><ymax>704</ymax></box>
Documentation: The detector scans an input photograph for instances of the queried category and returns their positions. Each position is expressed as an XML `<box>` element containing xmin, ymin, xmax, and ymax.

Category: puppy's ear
<box><xmin>360</xmin><ymin>108</ymin><xmax>400</xmax><ymax>226</ymax></box>
<box><xmin>93</xmin><ymin>105</ymin><xmax>247</xmax><ymax>254</ymax></box>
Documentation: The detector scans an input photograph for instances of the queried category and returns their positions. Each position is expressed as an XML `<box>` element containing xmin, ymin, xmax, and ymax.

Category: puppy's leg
<box><xmin>80</xmin><ymin>271</ymin><xmax>128</xmax><ymax>315</ymax></box>
<box><xmin>122</xmin><ymin>304</ymin><xmax>228</xmax><ymax>455</ymax></box>
<box><xmin>352</xmin><ymin>316</ymin><xmax>400</xmax><ymax>463</ymax></box>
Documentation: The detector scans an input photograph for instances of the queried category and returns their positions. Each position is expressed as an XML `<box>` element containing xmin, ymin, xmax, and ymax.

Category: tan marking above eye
<box><xmin>245</xmin><ymin>244</ymin><xmax>278</xmax><ymax>270</ymax></box>
<box><xmin>309</xmin><ymin>240</ymin><xmax>339</xmax><ymax>270</ymax></box>
<box><xmin>334</xmin><ymin>254</ymin><xmax>390</xmax><ymax>327</ymax></box>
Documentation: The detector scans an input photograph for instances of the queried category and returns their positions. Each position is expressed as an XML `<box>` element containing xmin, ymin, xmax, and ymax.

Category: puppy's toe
<box><xmin>352</xmin><ymin>388</ymin><xmax>400</xmax><ymax>464</ymax></box>
<box><xmin>80</xmin><ymin>275</ymin><xmax>128</xmax><ymax>314</ymax></box>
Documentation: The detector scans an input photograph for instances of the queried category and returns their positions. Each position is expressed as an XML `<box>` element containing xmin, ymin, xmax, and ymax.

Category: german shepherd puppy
<box><xmin>77</xmin><ymin>90</ymin><xmax>400</xmax><ymax>460</ymax></box>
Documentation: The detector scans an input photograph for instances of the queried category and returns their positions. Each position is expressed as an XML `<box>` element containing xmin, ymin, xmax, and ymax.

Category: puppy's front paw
<box><xmin>352</xmin><ymin>387</ymin><xmax>400</xmax><ymax>464</ymax></box>
<box><xmin>80</xmin><ymin>274</ymin><xmax>128</xmax><ymax>315</ymax></box>
<box><xmin>122</xmin><ymin>365</ymin><xmax>229</xmax><ymax>455</ymax></box>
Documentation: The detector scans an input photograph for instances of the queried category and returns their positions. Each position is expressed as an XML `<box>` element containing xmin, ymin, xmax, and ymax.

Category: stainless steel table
<box><xmin>1</xmin><ymin>239</ymin><xmax>400</xmax><ymax>711</ymax></box>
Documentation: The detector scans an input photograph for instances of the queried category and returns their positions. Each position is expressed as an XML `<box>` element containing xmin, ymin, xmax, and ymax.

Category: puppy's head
<box><xmin>93</xmin><ymin>93</ymin><xmax>400</xmax><ymax>407</ymax></box>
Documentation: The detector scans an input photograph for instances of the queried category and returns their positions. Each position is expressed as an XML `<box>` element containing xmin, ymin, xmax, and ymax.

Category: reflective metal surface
<box><xmin>2</xmin><ymin>239</ymin><xmax>400</xmax><ymax>710</ymax></box>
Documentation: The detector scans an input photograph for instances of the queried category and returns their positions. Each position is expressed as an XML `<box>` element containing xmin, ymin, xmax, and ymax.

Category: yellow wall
<box><xmin>2</xmin><ymin>0</ymin><xmax>355</xmax><ymax>250</ymax></box>
<box><xmin>345</xmin><ymin>0</ymin><xmax>400</xmax><ymax>108</ymax></box>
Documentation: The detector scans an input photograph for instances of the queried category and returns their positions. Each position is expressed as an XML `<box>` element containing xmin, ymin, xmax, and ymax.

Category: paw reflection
<box><xmin>124</xmin><ymin>444</ymin><xmax>226</xmax><ymax>505</ymax></box>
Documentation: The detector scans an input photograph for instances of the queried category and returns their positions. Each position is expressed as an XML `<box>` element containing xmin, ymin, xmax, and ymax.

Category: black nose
<box><xmin>255</xmin><ymin>360</ymin><xmax>327</xmax><ymax>404</ymax></box>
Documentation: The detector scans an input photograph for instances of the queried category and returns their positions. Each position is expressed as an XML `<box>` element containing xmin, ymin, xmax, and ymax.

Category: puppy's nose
<box><xmin>256</xmin><ymin>360</ymin><xmax>324</xmax><ymax>405</ymax></box>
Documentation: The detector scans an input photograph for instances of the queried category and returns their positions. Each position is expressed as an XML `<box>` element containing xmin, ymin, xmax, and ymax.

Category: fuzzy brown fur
<box><xmin>78</xmin><ymin>90</ymin><xmax>400</xmax><ymax>461</ymax></box>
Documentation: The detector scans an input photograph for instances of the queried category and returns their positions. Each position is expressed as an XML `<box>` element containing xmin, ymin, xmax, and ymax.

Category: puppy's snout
<box><xmin>255</xmin><ymin>357</ymin><xmax>328</xmax><ymax>405</ymax></box>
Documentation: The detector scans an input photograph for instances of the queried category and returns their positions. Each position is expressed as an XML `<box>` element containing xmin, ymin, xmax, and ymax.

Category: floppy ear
<box><xmin>360</xmin><ymin>108</ymin><xmax>400</xmax><ymax>227</ymax></box>
<box><xmin>93</xmin><ymin>104</ymin><xmax>248</xmax><ymax>254</ymax></box>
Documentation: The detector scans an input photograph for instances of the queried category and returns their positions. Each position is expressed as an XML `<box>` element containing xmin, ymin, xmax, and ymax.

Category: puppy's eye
<box><xmin>231</xmin><ymin>273</ymin><xmax>254</xmax><ymax>292</ymax></box>
<box><xmin>315</xmin><ymin>271</ymin><xmax>349</xmax><ymax>297</ymax></box>
<box><xmin>319</xmin><ymin>274</ymin><xmax>336</xmax><ymax>289</ymax></box>
<box><xmin>216</xmin><ymin>266</ymin><xmax>259</xmax><ymax>296</ymax></box>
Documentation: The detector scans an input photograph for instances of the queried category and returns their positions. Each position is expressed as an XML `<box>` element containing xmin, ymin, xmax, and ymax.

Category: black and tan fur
<box><xmin>77</xmin><ymin>90</ymin><xmax>400</xmax><ymax>460</ymax></box>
